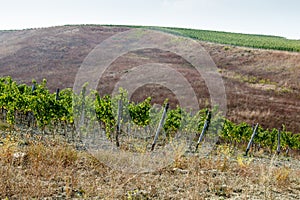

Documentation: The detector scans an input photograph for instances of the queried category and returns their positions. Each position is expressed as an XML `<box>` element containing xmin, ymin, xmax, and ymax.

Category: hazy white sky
<box><xmin>0</xmin><ymin>0</ymin><xmax>299</xmax><ymax>39</ymax></box>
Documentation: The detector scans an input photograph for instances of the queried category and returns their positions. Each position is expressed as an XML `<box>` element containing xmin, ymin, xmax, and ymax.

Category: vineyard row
<box><xmin>0</xmin><ymin>76</ymin><xmax>299</xmax><ymax>153</ymax></box>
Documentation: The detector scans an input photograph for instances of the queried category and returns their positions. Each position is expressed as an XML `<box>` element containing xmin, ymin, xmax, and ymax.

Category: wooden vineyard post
<box><xmin>55</xmin><ymin>88</ymin><xmax>60</xmax><ymax>101</ymax></box>
<box><xmin>31</xmin><ymin>84</ymin><xmax>36</xmax><ymax>93</ymax></box>
<box><xmin>245</xmin><ymin>123</ymin><xmax>259</xmax><ymax>156</ymax></box>
<box><xmin>151</xmin><ymin>103</ymin><xmax>169</xmax><ymax>151</ymax></box>
<box><xmin>79</xmin><ymin>87</ymin><xmax>86</xmax><ymax>141</ymax></box>
<box><xmin>195</xmin><ymin>111</ymin><xmax>211</xmax><ymax>152</ymax></box>
<box><xmin>276</xmin><ymin>129</ymin><xmax>281</xmax><ymax>155</ymax></box>
<box><xmin>54</xmin><ymin>88</ymin><xmax>60</xmax><ymax>138</ymax></box>
<box><xmin>28</xmin><ymin>84</ymin><xmax>36</xmax><ymax>127</ymax></box>
<box><xmin>116</xmin><ymin>99</ymin><xmax>123</xmax><ymax>147</ymax></box>
<box><xmin>80</xmin><ymin>87</ymin><xmax>86</xmax><ymax>126</ymax></box>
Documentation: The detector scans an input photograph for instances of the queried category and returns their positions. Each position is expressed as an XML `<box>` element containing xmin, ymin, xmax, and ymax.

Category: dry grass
<box><xmin>0</xmin><ymin>132</ymin><xmax>299</xmax><ymax>199</ymax></box>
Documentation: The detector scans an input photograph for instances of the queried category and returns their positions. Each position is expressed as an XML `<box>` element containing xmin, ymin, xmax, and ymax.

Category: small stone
<box><xmin>12</xmin><ymin>152</ymin><xmax>28</xmax><ymax>166</ymax></box>
<box><xmin>13</xmin><ymin>152</ymin><xmax>26</xmax><ymax>159</ymax></box>
<box><xmin>172</xmin><ymin>168</ymin><xmax>189</xmax><ymax>174</ymax></box>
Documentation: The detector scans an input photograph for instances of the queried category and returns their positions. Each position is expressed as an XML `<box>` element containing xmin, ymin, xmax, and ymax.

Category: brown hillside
<box><xmin>0</xmin><ymin>25</ymin><xmax>299</xmax><ymax>132</ymax></box>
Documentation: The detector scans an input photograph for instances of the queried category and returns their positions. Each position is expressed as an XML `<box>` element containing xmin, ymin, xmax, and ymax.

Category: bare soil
<box><xmin>0</xmin><ymin>25</ymin><xmax>299</xmax><ymax>132</ymax></box>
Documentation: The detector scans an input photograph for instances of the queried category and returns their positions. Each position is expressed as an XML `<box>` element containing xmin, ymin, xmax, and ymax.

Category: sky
<box><xmin>0</xmin><ymin>0</ymin><xmax>299</xmax><ymax>39</ymax></box>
